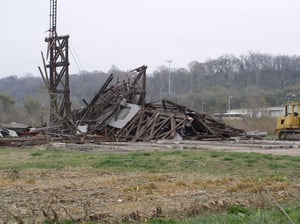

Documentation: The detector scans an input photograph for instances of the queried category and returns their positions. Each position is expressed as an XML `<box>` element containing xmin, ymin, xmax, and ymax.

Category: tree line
<box><xmin>1</xmin><ymin>52</ymin><xmax>300</xmax><ymax>125</ymax></box>
<box><xmin>147</xmin><ymin>52</ymin><xmax>300</xmax><ymax>112</ymax></box>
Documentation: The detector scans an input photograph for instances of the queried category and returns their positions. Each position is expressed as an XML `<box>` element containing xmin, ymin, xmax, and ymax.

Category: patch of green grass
<box><xmin>229</xmin><ymin>152</ymin><xmax>252</xmax><ymax>159</ymax></box>
<box><xmin>222</xmin><ymin>157</ymin><xmax>234</xmax><ymax>161</ymax></box>
<box><xmin>269</xmin><ymin>163</ymin><xmax>287</xmax><ymax>170</ymax></box>
<box><xmin>146</xmin><ymin>205</ymin><xmax>300</xmax><ymax>224</ymax></box>
<box><xmin>178</xmin><ymin>160</ymin><xmax>197</xmax><ymax>169</ymax></box>
<box><xmin>92</xmin><ymin>153</ymin><xmax>168</xmax><ymax>172</ymax></box>
<box><xmin>147</xmin><ymin>219</ymin><xmax>177</xmax><ymax>224</ymax></box>
<box><xmin>30</xmin><ymin>151</ymin><xmax>44</xmax><ymax>157</ymax></box>
<box><xmin>210</xmin><ymin>152</ymin><xmax>221</xmax><ymax>158</ymax></box>
<box><xmin>0</xmin><ymin>148</ymin><xmax>299</xmax><ymax>179</ymax></box>
<box><xmin>228</xmin><ymin>205</ymin><xmax>250</xmax><ymax>215</ymax></box>
<box><xmin>245</xmin><ymin>158</ymin><xmax>258</xmax><ymax>164</ymax></box>
<box><xmin>262</xmin><ymin>154</ymin><xmax>274</xmax><ymax>160</ymax></box>
<box><xmin>291</xmin><ymin>157</ymin><xmax>300</xmax><ymax>162</ymax></box>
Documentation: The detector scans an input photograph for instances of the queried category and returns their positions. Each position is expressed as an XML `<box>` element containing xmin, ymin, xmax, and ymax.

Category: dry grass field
<box><xmin>0</xmin><ymin>143</ymin><xmax>299</xmax><ymax>223</ymax></box>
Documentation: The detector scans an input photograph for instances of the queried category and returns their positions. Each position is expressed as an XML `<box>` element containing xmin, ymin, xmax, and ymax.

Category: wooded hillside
<box><xmin>1</xmin><ymin>52</ymin><xmax>300</xmax><ymax>125</ymax></box>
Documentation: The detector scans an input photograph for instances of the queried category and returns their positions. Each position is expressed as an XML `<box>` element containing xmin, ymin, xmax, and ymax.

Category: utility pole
<box><xmin>167</xmin><ymin>60</ymin><xmax>172</xmax><ymax>95</ymax></box>
<box><xmin>201</xmin><ymin>102</ymin><xmax>205</xmax><ymax>113</ymax></box>
<box><xmin>38</xmin><ymin>0</ymin><xmax>71</xmax><ymax>123</ymax></box>
<box><xmin>283</xmin><ymin>80</ymin><xmax>290</xmax><ymax>89</ymax></box>
<box><xmin>228</xmin><ymin>96</ymin><xmax>233</xmax><ymax>114</ymax></box>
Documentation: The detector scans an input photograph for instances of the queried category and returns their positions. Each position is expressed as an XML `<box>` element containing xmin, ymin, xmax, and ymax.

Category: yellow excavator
<box><xmin>275</xmin><ymin>102</ymin><xmax>300</xmax><ymax>140</ymax></box>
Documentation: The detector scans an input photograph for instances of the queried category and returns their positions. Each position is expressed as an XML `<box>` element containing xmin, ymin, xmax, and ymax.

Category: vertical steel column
<box><xmin>45</xmin><ymin>35</ymin><xmax>71</xmax><ymax>122</ymax></box>
<box><xmin>40</xmin><ymin>0</ymin><xmax>71</xmax><ymax>123</ymax></box>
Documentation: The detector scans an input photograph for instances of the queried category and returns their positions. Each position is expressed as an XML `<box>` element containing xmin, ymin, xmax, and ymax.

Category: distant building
<box><xmin>214</xmin><ymin>106</ymin><xmax>284</xmax><ymax>119</ymax></box>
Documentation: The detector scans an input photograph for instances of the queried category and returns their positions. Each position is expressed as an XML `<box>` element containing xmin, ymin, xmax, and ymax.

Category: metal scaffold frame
<box><xmin>39</xmin><ymin>0</ymin><xmax>71</xmax><ymax>123</ymax></box>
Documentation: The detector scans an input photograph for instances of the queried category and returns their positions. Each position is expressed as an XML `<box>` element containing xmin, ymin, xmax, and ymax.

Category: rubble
<box><xmin>40</xmin><ymin>65</ymin><xmax>245</xmax><ymax>142</ymax></box>
<box><xmin>0</xmin><ymin>122</ymin><xmax>32</xmax><ymax>138</ymax></box>
<box><xmin>101</xmin><ymin>99</ymin><xmax>244</xmax><ymax>142</ymax></box>
<box><xmin>0</xmin><ymin>66</ymin><xmax>246</xmax><ymax>146</ymax></box>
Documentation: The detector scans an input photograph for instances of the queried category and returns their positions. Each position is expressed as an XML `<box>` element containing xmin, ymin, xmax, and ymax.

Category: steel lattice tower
<box><xmin>39</xmin><ymin>0</ymin><xmax>71</xmax><ymax>123</ymax></box>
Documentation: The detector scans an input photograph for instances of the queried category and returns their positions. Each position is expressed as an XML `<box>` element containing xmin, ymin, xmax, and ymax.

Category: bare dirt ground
<box><xmin>58</xmin><ymin>139</ymin><xmax>300</xmax><ymax>156</ymax></box>
<box><xmin>1</xmin><ymin>140</ymin><xmax>300</xmax><ymax>223</ymax></box>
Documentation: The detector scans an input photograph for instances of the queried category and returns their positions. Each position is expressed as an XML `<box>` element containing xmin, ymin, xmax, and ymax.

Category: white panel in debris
<box><xmin>8</xmin><ymin>129</ymin><xmax>18</xmax><ymax>137</ymax></box>
<box><xmin>77</xmin><ymin>125</ymin><xmax>88</xmax><ymax>135</ymax></box>
<box><xmin>108</xmin><ymin>103</ymin><xmax>141</xmax><ymax>129</ymax></box>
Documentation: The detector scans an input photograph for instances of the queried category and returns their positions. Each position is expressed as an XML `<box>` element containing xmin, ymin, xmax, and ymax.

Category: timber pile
<box><xmin>50</xmin><ymin>65</ymin><xmax>245</xmax><ymax>141</ymax></box>
<box><xmin>70</xmin><ymin>65</ymin><xmax>147</xmax><ymax>135</ymax></box>
<box><xmin>0</xmin><ymin>65</ymin><xmax>246</xmax><ymax>145</ymax></box>
<box><xmin>102</xmin><ymin>100</ymin><xmax>245</xmax><ymax>142</ymax></box>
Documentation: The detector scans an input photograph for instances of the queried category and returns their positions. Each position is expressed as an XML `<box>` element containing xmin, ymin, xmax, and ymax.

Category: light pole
<box><xmin>228</xmin><ymin>96</ymin><xmax>233</xmax><ymax>114</ymax></box>
<box><xmin>167</xmin><ymin>60</ymin><xmax>172</xmax><ymax>95</ymax></box>
<box><xmin>283</xmin><ymin>80</ymin><xmax>290</xmax><ymax>89</ymax></box>
<box><xmin>201</xmin><ymin>102</ymin><xmax>206</xmax><ymax>113</ymax></box>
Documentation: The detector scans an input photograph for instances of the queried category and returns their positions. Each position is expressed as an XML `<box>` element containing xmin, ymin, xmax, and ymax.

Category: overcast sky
<box><xmin>1</xmin><ymin>0</ymin><xmax>300</xmax><ymax>78</ymax></box>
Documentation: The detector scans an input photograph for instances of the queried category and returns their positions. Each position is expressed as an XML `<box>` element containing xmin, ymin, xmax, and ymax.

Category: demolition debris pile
<box><xmin>44</xmin><ymin>65</ymin><xmax>245</xmax><ymax>142</ymax></box>
<box><xmin>0</xmin><ymin>66</ymin><xmax>246</xmax><ymax>145</ymax></box>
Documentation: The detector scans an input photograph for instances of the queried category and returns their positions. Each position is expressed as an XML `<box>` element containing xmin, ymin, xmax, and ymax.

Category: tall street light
<box><xmin>228</xmin><ymin>96</ymin><xmax>233</xmax><ymax>114</ymax></box>
<box><xmin>283</xmin><ymin>80</ymin><xmax>290</xmax><ymax>89</ymax></box>
<box><xmin>201</xmin><ymin>102</ymin><xmax>206</xmax><ymax>113</ymax></box>
<box><xmin>167</xmin><ymin>60</ymin><xmax>172</xmax><ymax>95</ymax></box>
